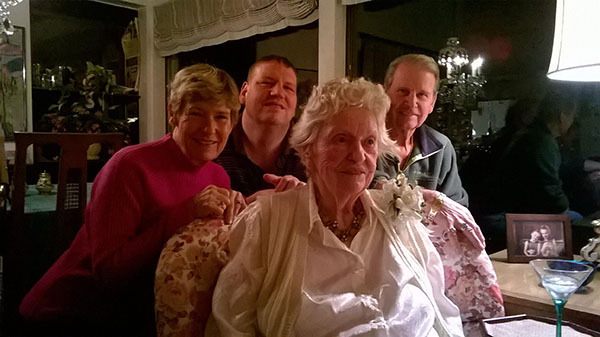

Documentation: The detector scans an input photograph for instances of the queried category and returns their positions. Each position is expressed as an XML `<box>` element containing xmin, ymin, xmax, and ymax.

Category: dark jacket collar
<box><xmin>415</xmin><ymin>124</ymin><xmax>444</xmax><ymax>157</ymax></box>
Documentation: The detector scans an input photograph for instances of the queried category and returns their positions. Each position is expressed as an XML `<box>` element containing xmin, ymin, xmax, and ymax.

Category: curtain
<box><xmin>154</xmin><ymin>0</ymin><xmax>318</xmax><ymax>56</ymax></box>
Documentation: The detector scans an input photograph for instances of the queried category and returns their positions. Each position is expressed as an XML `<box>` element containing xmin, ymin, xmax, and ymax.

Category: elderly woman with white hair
<box><xmin>211</xmin><ymin>77</ymin><xmax>465</xmax><ymax>337</ymax></box>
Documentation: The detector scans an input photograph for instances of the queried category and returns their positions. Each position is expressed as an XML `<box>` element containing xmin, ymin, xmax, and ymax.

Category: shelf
<box><xmin>31</xmin><ymin>87</ymin><xmax>140</xmax><ymax>144</ymax></box>
<box><xmin>32</xmin><ymin>86</ymin><xmax>139</xmax><ymax>98</ymax></box>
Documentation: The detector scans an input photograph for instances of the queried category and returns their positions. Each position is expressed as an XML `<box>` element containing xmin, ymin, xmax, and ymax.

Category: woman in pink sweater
<box><xmin>19</xmin><ymin>64</ymin><xmax>245</xmax><ymax>337</ymax></box>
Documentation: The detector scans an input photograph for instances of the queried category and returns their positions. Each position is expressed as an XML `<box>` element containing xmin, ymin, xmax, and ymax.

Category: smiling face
<box><xmin>171</xmin><ymin>100</ymin><xmax>233</xmax><ymax>166</ymax></box>
<box><xmin>307</xmin><ymin>107</ymin><xmax>379</xmax><ymax>201</ymax></box>
<box><xmin>240</xmin><ymin>60</ymin><xmax>297</xmax><ymax>127</ymax></box>
<box><xmin>386</xmin><ymin>62</ymin><xmax>437</xmax><ymax>137</ymax></box>
<box><xmin>540</xmin><ymin>227</ymin><xmax>552</xmax><ymax>241</ymax></box>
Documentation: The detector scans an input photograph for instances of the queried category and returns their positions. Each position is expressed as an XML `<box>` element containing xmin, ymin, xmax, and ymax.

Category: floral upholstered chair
<box><xmin>155</xmin><ymin>219</ymin><xmax>229</xmax><ymax>337</ymax></box>
<box><xmin>155</xmin><ymin>191</ymin><xmax>504</xmax><ymax>337</ymax></box>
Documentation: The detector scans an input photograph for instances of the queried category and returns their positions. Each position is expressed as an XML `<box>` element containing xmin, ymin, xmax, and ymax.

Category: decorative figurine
<box><xmin>580</xmin><ymin>219</ymin><xmax>600</xmax><ymax>263</ymax></box>
<box><xmin>36</xmin><ymin>171</ymin><xmax>53</xmax><ymax>194</ymax></box>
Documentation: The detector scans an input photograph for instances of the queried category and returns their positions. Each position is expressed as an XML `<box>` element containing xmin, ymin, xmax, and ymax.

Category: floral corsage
<box><xmin>381</xmin><ymin>172</ymin><xmax>425</xmax><ymax>222</ymax></box>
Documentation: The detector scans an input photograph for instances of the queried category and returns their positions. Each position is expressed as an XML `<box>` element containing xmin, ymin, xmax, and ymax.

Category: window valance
<box><xmin>154</xmin><ymin>0</ymin><xmax>318</xmax><ymax>57</ymax></box>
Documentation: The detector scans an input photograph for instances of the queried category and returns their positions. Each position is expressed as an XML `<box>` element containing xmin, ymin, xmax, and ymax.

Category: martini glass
<box><xmin>529</xmin><ymin>259</ymin><xmax>594</xmax><ymax>337</ymax></box>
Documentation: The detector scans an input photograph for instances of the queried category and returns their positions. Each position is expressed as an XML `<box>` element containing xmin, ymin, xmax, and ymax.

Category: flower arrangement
<box><xmin>381</xmin><ymin>171</ymin><xmax>425</xmax><ymax>222</ymax></box>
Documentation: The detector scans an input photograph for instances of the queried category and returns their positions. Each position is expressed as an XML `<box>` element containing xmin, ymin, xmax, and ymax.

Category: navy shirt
<box><xmin>215</xmin><ymin>122</ymin><xmax>306</xmax><ymax>197</ymax></box>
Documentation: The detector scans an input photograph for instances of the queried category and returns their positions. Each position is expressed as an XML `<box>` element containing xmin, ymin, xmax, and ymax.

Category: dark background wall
<box><xmin>347</xmin><ymin>0</ymin><xmax>600</xmax><ymax>157</ymax></box>
<box><xmin>347</xmin><ymin>0</ymin><xmax>556</xmax><ymax>101</ymax></box>
<box><xmin>30</xmin><ymin>0</ymin><xmax>137</xmax><ymax>85</ymax></box>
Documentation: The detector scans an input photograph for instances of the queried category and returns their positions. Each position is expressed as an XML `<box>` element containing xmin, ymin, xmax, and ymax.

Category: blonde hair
<box><xmin>290</xmin><ymin>77</ymin><xmax>396</xmax><ymax>169</ymax></box>
<box><xmin>168</xmin><ymin>64</ymin><xmax>240</xmax><ymax>125</ymax></box>
<box><xmin>383</xmin><ymin>54</ymin><xmax>440</xmax><ymax>91</ymax></box>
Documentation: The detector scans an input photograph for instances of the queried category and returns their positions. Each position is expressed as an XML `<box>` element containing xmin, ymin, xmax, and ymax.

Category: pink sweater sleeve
<box><xmin>84</xmin><ymin>157</ymin><xmax>230</xmax><ymax>288</ymax></box>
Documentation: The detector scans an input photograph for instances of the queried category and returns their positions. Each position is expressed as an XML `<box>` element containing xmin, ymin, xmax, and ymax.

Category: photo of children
<box><xmin>506</xmin><ymin>213</ymin><xmax>572</xmax><ymax>263</ymax></box>
<box><xmin>523</xmin><ymin>229</ymin><xmax>542</xmax><ymax>256</ymax></box>
<box><xmin>520</xmin><ymin>223</ymin><xmax>564</xmax><ymax>257</ymax></box>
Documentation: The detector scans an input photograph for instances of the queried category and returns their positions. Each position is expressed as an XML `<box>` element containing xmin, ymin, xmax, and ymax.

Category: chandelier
<box><xmin>430</xmin><ymin>37</ymin><xmax>486</xmax><ymax>163</ymax></box>
<box><xmin>0</xmin><ymin>0</ymin><xmax>23</xmax><ymax>36</ymax></box>
<box><xmin>437</xmin><ymin>37</ymin><xmax>485</xmax><ymax>110</ymax></box>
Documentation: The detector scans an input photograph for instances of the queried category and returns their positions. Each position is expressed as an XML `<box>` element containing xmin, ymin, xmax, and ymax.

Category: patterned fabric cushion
<box><xmin>155</xmin><ymin>219</ymin><xmax>229</xmax><ymax>337</ymax></box>
<box><xmin>426</xmin><ymin>199</ymin><xmax>505</xmax><ymax>337</ymax></box>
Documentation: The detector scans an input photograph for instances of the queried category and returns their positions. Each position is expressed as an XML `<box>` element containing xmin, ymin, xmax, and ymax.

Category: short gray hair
<box><xmin>290</xmin><ymin>77</ymin><xmax>396</xmax><ymax>168</ymax></box>
<box><xmin>383</xmin><ymin>54</ymin><xmax>440</xmax><ymax>91</ymax></box>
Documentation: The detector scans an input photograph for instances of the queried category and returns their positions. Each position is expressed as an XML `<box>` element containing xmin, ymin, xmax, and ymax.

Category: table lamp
<box><xmin>547</xmin><ymin>0</ymin><xmax>600</xmax><ymax>82</ymax></box>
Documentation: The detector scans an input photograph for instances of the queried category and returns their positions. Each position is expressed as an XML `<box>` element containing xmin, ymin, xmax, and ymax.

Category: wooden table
<box><xmin>490</xmin><ymin>250</ymin><xmax>600</xmax><ymax>331</ymax></box>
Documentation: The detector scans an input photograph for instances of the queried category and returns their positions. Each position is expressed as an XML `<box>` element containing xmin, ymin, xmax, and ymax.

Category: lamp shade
<box><xmin>547</xmin><ymin>0</ymin><xmax>600</xmax><ymax>81</ymax></box>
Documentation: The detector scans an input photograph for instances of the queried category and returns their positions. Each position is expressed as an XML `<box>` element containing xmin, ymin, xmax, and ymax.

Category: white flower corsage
<box><xmin>381</xmin><ymin>171</ymin><xmax>425</xmax><ymax>221</ymax></box>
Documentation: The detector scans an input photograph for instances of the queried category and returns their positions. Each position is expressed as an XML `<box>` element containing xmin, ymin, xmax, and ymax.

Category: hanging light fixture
<box><xmin>0</xmin><ymin>0</ymin><xmax>23</xmax><ymax>36</ymax></box>
<box><xmin>438</xmin><ymin>37</ymin><xmax>469</xmax><ymax>79</ymax></box>
<box><xmin>547</xmin><ymin>0</ymin><xmax>600</xmax><ymax>81</ymax></box>
<box><xmin>436</xmin><ymin>37</ymin><xmax>485</xmax><ymax>109</ymax></box>
<box><xmin>431</xmin><ymin>37</ymin><xmax>486</xmax><ymax>159</ymax></box>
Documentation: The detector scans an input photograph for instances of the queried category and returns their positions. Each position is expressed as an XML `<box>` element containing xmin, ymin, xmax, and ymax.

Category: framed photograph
<box><xmin>506</xmin><ymin>213</ymin><xmax>573</xmax><ymax>263</ymax></box>
<box><xmin>0</xmin><ymin>26</ymin><xmax>27</xmax><ymax>141</ymax></box>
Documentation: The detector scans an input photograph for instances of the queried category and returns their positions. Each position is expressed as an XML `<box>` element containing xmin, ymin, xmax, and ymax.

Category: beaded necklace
<box><xmin>322</xmin><ymin>205</ymin><xmax>365</xmax><ymax>244</ymax></box>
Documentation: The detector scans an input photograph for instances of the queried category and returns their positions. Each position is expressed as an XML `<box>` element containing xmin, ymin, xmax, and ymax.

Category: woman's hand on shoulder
<box><xmin>192</xmin><ymin>185</ymin><xmax>247</xmax><ymax>225</ymax></box>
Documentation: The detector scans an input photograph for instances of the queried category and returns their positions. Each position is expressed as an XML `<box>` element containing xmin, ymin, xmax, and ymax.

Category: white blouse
<box><xmin>212</xmin><ymin>183</ymin><xmax>464</xmax><ymax>337</ymax></box>
<box><xmin>296</xmin><ymin>209</ymin><xmax>441</xmax><ymax>337</ymax></box>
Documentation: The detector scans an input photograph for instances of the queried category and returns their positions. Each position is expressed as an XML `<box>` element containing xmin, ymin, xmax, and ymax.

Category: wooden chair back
<box><xmin>11</xmin><ymin>132</ymin><xmax>124</xmax><ymax>240</ymax></box>
<box><xmin>3</xmin><ymin>132</ymin><xmax>124</xmax><ymax>334</ymax></box>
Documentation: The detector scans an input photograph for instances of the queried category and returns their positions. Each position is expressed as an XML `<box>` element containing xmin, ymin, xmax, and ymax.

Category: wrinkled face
<box><xmin>170</xmin><ymin>100</ymin><xmax>233</xmax><ymax>166</ymax></box>
<box><xmin>386</xmin><ymin>62</ymin><xmax>437</xmax><ymax>136</ymax></box>
<box><xmin>308</xmin><ymin>107</ymin><xmax>379</xmax><ymax>200</ymax></box>
<box><xmin>240</xmin><ymin>61</ymin><xmax>297</xmax><ymax>127</ymax></box>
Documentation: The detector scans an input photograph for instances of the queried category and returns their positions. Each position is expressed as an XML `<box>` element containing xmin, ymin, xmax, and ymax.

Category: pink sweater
<box><xmin>19</xmin><ymin>134</ymin><xmax>230</xmax><ymax>333</ymax></box>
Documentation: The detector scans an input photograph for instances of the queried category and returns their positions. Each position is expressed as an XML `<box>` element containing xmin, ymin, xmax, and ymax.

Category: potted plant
<box><xmin>38</xmin><ymin>62</ymin><xmax>135</xmax><ymax>160</ymax></box>
<box><xmin>41</xmin><ymin>62</ymin><xmax>133</xmax><ymax>129</ymax></box>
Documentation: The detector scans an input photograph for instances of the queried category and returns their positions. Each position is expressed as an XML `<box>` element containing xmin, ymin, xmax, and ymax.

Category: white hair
<box><xmin>290</xmin><ymin>77</ymin><xmax>396</xmax><ymax>168</ymax></box>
